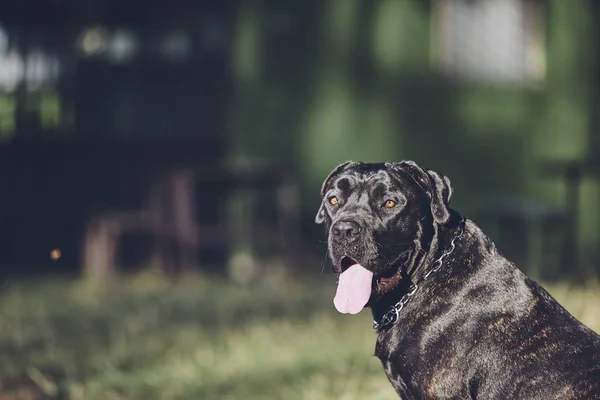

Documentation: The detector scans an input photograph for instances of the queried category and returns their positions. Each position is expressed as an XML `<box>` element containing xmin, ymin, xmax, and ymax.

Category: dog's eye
<box><xmin>329</xmin><ymin>196</ymin><xmax>338</xmax><ymax>206</ymax></box>
<box><xmin>384</xmin><ymin>200</ymin><xmax>396</xmax><ymax>208</ymax></box>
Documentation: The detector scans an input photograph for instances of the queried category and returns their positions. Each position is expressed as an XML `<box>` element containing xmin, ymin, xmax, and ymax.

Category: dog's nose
<box><xmin>332</xmin><ymin>220</ymin><xmax>362</xmax><ymax>240</ymax></box>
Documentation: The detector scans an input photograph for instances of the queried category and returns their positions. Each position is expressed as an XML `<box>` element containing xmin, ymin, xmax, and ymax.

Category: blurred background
<box><xmin>0</xmin><ymin>0</ymin><xmax>599</xmax><ymax>399</ymax></box>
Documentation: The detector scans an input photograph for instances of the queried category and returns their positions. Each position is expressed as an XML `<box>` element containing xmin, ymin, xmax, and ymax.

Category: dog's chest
<box><xmin>375</xmin><ymin>327</ymin><xmax>465</xmax><ymax>399</ymax></box>
<box><xmin>375</xmin><ymin>330</ymin><xmax>411</xmax><ymax>397</ymax></box>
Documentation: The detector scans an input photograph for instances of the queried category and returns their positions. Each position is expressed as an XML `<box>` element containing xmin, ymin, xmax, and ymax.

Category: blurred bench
<box><xmin>473</xmin><ymin>195</ymin><xmax>568</xmax><ymax>280</ymax></box>
<box><xmin>82</xmin><ymin>160</ymin><xmax>301</xmax><ymax>279</ymax></box>
<box><xmin>538</xmin><ymin>158</ymin><xmax>600</xmax><ymax>275</ymax></box>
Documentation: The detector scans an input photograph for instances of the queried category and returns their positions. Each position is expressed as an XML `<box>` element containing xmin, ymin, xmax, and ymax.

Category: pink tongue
<box><xmin>333</xmin><ymin>263</ymin><xmax>373</xmax><ymax>314</ymax></box>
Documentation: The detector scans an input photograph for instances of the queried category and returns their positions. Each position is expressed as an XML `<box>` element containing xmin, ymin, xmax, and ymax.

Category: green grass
<box><xmin>0</xmin><ymin>271</ymin><xmax>599</xmax><ymax>400</ymax></box>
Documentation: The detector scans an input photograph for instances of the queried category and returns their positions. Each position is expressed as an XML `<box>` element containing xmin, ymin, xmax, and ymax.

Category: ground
<box><xmin>0</xmin><ymin>270</ymin><xmax>599</xmax><ymax>400</ymax></box>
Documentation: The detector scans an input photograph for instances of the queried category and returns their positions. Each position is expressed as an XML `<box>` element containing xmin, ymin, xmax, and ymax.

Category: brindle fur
<box><xmin>316</xmin><ymin>161</ymin><xmax>600</xmax><ymax>399</ymax></box>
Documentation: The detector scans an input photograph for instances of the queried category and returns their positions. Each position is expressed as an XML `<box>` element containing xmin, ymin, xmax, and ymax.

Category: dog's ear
<box><xmin>426</xmin><ymin>169</ymin><xmax>453</xmax><ymax>225</ymax></box>
<box><xmin>386</xmin><ymin>161</ymin><xmax>453</xmax><ymax>225</ymax></box>
<box><xmin>315</xmin><ymin>161</ymin><xmax>360</xmax><ymax>224</ymax></box>
<box><xmin>315</xmin><ymin>205</ymin><xmax>327</xmax><ymax>224</ymax></box>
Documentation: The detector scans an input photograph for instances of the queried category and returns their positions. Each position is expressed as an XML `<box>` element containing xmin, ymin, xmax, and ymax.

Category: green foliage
<box><xmin>0</xmin><ymin>273</ymin><xmax>599</xmax><ymax>399</ymax></box>
<box><xmin>225</xmin><ymin>0</ymin><xmax>600</xmax><ymax>251</ymax></box>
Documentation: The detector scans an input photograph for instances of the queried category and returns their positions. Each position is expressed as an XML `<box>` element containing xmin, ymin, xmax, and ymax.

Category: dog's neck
<box><xmin>410</xmin><ymin>211</ymin><xmax>464</xmax><ymax>283</ymax></box>
<box><xmin>370</xmin><ymin>212</ymin><xmax>465</xmax><ymax>326</ymax></box>
<box><xmin>370</xmin><ymin>275</ymin><xmax>412</xmax><ymax>326</ymax></box>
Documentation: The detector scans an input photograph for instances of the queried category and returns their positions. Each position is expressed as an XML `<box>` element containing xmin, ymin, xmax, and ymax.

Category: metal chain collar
<box><xmin>373</xmin><ymin>218</ymin><xmax>466</xmax><ymax>330</ymax></box>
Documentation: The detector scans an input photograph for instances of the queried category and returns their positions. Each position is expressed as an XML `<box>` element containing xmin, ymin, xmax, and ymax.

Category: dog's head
<box><xmin>315</xmin><ymin>161</ymin><xmax>454</xmax><ymax>312</ymax></box>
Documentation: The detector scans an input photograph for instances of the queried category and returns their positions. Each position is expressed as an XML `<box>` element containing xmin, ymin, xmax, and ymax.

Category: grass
<box><xmin>0</xmin><ymin>270</ymin><xmax>599</xmax><ymax>400</ymax></box>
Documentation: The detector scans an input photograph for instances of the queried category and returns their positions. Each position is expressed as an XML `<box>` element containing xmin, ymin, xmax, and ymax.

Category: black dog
<box><xmin>316</xmin><ymin>161</ymin><xmax>600</xmax><ymax>399</ymax></box>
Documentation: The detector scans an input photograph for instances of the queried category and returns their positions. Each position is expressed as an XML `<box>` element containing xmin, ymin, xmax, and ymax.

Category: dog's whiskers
<box><xmin>320</xmin><ymin>249</ymin><xmax>330</xmax><ymax>275</ymax></box>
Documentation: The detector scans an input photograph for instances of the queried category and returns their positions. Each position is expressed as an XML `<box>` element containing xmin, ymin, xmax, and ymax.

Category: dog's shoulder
<box><xmin>378</xmin><ymin>218</ymin><xmax>600</xmax><ymax>398</ymax></box>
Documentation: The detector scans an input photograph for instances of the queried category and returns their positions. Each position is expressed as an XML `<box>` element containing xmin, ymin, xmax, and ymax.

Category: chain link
<box><xmin>373</xmin><ymin>218</ymin><xmax>465</xmax><ymax>330</ymax></box>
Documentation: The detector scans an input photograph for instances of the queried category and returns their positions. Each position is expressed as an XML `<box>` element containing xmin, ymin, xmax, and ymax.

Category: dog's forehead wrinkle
<box><xmin>343</xmin><ymin>168</ymin><xmax>388</xmax><ymax>184</ymax></box>
<box><xmin>357</xmin><ymin>189</ymin><xmax>372</xmax><ymax>204</ymax></box>
<box><xmin>364</xmin><ymin>170</ymin><xmax>390</xmax><ymax>184</ymax></box>
<box><xmin>329</xmin><ymin>172</ymin><xmax>396</xmax><ymax>205</ymax></box>
<box><xmin>335</xmin><ymin>176</ymin><xmax>352</xmax><ymax>192</ymax></box>
<box><xmin>328</xmin><ymin>174</ymin><xmax>363</xmax><ymax>196</ymax></box>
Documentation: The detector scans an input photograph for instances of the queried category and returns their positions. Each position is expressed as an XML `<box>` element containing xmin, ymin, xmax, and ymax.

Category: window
<box><xmin>433</xmin><ymin>0</ymin><xmax>545</xmax><ymax>85</ymax></box>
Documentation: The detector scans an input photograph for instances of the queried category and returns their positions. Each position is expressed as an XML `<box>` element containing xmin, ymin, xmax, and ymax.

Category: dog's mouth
<box><xmin>334</xmin><ymin>253</ymin><xmax>408</xmax><ymax>315</ymax></box>
<box><xmin>338</xmin><ymin>251</ymin><xmax>408</xmax><ymax>290</ymax></box>
<box><xmin>333</xmin><ymin>256</ymin><xmax>373</xmax><ymax>314</ymax></box>
<box><xmin>339</xmin><ymin>256</ymin><xmax>357</xmax><ymax>273</ymax></box>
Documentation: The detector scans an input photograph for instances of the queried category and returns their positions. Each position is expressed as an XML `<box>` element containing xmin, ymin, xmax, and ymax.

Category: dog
<box><xmin>316</xmin><ymin>161</ymin><xmax>600</xmax><ymax>399</ymax></box>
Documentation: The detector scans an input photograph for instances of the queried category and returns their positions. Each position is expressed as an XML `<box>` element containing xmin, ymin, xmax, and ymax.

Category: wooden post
<box><xmin>171</xmin><ymin>169</ymin><xmax>199</xmax><ymax>272</ymax></box>
<box><xmin>81</xmin><ymin>215</ymin><xmax>119</xmax><ymax>289</ymax></box>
